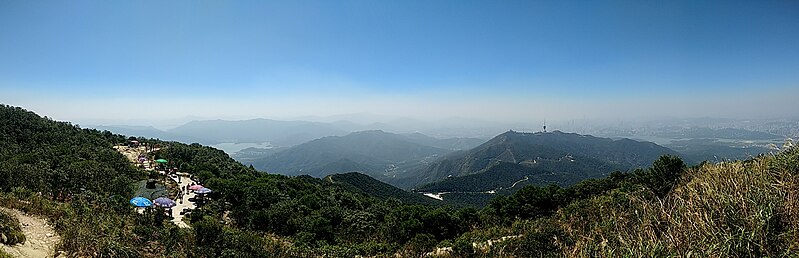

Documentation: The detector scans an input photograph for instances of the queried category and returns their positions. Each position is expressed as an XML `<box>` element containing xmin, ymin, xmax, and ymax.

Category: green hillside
<box><xmin>253</xmin><ymin>130</ymin><xmax>451</xmax><ymax>179</ymax></box>
<box><xmin>326</xmin><ymin>172</ymin><xmax>435</xmax><ymax>205</ymax></box>
<box><xmin>2</xmin><ymin>104</ymin><xmax>798</xmax><ymax>257</ymax></box>
<box><xmin>0</xmin><ymin>105</ymin><xmax>142</xmax><ymax>197</ymax></box>
<box><xmin>405</xmin><ymin>130</ymin><xmax>679</xmax><ymax>190</ymax></box>
<box><xmin>0</xmin><ymin>105</ymin><xmax>479</xmax><ymax>257</ymax></box>
<box><xmin>456</xmin><ymin>148</ymin><xmax>799</xmax><ymax>257</ymax></box>
<box><xmin>417</xmin><ymin>156</ymin><xmax>621</xmax><ymax>193</ymax></box>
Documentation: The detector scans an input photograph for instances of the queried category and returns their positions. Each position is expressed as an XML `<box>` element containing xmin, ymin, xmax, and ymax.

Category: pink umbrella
<box><xmin>188</xmin><ymin>185</ymin><xmax>204</xmax><ymax>191</ymax></box>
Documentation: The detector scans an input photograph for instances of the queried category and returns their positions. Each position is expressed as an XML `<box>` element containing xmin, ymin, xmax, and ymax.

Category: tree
<box><xmin>635</xmin><ymin>155</ymin><xmax>685</xmax><ymax>198</ymax></box>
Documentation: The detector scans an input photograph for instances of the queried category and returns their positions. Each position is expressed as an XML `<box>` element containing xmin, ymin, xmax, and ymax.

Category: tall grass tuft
<box><xmin>556</xmin><ymin>149</ymin><xmax>799</xmax><ymax>256</ymax></box>
<box><xmin>470</xmin><ymin>148</ymin><xmax>799</xmax><ymax>257</ymax></box>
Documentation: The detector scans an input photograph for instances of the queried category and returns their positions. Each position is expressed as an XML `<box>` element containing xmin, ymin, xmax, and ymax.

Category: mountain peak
<box><xmin>412</xmin><ymin>130</ymin><xmax>680</xmax><ymax>191</ymax></box>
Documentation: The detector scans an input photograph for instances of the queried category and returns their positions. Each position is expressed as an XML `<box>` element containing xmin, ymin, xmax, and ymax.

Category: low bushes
<box><xmin>0</xmin><ymin>208</ymin><xmax>25</xmax><ymax>245</ymax></box>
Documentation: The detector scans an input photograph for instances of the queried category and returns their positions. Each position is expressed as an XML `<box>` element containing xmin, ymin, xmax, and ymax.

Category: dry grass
<box><xmin>553</xmin><ymin>148</ymin><xmax>799</xmax><ymax>257</ymax></box>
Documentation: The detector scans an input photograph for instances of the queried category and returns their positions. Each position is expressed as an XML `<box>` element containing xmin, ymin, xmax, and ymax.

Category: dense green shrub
<box><xmin>0</xmin><ymin>209</ymin><xmax>25</xmax><ymax>245</ymax></box>
<box><xmin>635</xmin><ymin>155</ymin><xmax>685</xmax><ymax>198</ymax></box>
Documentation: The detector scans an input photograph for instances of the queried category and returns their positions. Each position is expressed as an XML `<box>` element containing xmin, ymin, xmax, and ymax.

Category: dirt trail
<box><xmin>169</xmin><ymin>173</ymin><xmax>197</xmax><ymax>228</ymax></box>
<box><xmin>1</xmin><ymin>208</ymin><xmax>60</xmax><ymax>258</ymax></box>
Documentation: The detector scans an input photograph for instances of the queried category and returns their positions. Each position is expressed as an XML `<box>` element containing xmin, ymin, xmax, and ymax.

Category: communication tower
<box><xmin>543</xmin><ymin>119</ymin><xmax>547</xmax><ymax>133</ymax></box>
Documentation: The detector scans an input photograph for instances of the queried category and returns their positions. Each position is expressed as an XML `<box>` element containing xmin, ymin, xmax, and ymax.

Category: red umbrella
<box><xmin>188</xmin><ymin>185</ymin><xmax>204</xmax><ymax>191</ymax></box>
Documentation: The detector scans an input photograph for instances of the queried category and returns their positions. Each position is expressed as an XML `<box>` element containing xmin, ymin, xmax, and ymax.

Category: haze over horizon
<box><xmin>2</xmin><ymin>1</ymin><xmax>798</xmax><ymax>126</ymax></box>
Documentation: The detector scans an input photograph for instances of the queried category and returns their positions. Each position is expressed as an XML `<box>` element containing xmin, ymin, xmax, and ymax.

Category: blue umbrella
<box><xmin>153</xmin><ymin>197</ymin><xmax>176</xmax><ymax>208</ymax></box>
<box><xmin>130</xmin><ymin>197</ymin><xmax>152</xmax><ymax>207</ymax></box>
<box><xmin>194</xmin><ymin>187</ymin><xmax>212</xmax><ymax>194</ymax></box>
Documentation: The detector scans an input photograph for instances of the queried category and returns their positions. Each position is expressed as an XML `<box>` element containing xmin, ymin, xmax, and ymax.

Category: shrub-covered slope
<box><xmin>0</xmin><ymin>105</ymin><xmax>142</xmax><ymax>197</ymax></box>
<box><xmin>326</xmin><ymin>172</ymin><xmax>436</xmax><ymax>205</ymax></box>
<box><xmin>456</xmin><ymin>149</ymin><xmax>799</xmax><ymax>257</ymax></box>
<box><xmin>408</xmin><ymin>130</ymin><xmax>678</xmax><ymax>192</ymax></box>
<box><xmin>252</xmin><ymin>130</ymin><xmax>450</xmax><ymax>179</ymax></box>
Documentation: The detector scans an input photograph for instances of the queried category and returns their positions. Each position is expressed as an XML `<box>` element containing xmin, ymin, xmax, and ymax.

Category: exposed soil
<box><xmin>0</xmin><ymin>207</ymin><xmax>60</xmax><ymax>258</ymax></box>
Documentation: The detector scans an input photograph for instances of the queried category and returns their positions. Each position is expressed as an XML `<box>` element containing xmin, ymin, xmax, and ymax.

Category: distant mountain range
<box><xmin>665</xmin><ymin>138</ymin><xmax>772</xmax><ymax>163</ymax></box>
<box><xmin>92</xmin><ymin>118</ymin><xmax>772</xmax><ymax>201</ymax></box>
<box><xmin>251</xmin><ymin>130</ymin><xmax>456</xmax><ymax>179</ymax></box>
<box><xmin>652</xmin><ymin>127</ymin><xmax>783</xmax><ymax>140</ymax></box>
<box><xmin>90</xmin><ymin>118</ymin><xmax>487</xmax><ymax>150</ymax></box>
<box><xmin>90</xmin><ymin>125</ymin><xmax>198</xmax><ymax>143</ymax></box>
<box><xmin>91</xmin><ymin>119</ymin><xmax>346</xmax><ymax>146</ymax></box>
<box><xmin>168</xmin><ymin>119</ymin><xmax>348</xmax><ymax>146</ymax></box>
<box><xmin>248</xmin><ymin>129</ymin><xmax>679</xmax><ymax>196</ymax></box>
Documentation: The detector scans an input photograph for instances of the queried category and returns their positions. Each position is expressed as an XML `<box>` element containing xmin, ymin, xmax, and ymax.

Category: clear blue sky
<box><xmin>1</xmin><ymin>0</ymin><xmax>798</xmax><ymax>122</ymax></box>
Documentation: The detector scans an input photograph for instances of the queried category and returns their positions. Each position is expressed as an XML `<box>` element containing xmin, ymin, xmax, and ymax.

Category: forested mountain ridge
<box><xmin>407</xmin><ymin>130</ymin><xmax>679</xmax><ymax>190</ymax></box>
<box><xmin>325</xmin><ymin>172</ymin><xmax>436</xmax><ymax>205</ymax></box>
<box><xmin>252</xmin><ymin>130</ymin><xmax>452</xmax><ymax>179</ymax></box>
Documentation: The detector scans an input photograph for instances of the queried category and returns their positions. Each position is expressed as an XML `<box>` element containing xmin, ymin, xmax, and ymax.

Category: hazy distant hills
<box><xmin>168</xmin><ymin>118</ymin><xmax>348</xmax><ymax>146</ymax></box>
<box><xmin>408</xmin><ymin>131</ymin><xmax>679</xmax><ymax>191</ymax></box>
<box><xmin>607</xmin><ymin>126</ymin><xmax>783</xmax><ymax>163</ymax></box>
<box><xmin>653</xmin><ymin>127</ymin><xmax>783</xmax><ymax>140</ymax></box>
<box><xmin>250</xmin><ymin>129</ymin><xmax>680</xmax><ymax>194</ymax></box>
<box><xmin>90</xmin><ymin>125</ymin><xmax>200</xmax><ymax>143</ymax></box>
<box><xmin>665</xmin><ymin>138</ymin><xmax>772</xmax><ymax>162</ymax></box>
<box><xmin>252</xmin><ymin>130</ymin><xmax>453</xmax><ymax>179</ymax></box>
<box><xmin>401</xmin><ymin>132</ymin><xmax>485</xmax><ymax>150</ymax></box>
<box><xmin>230</xmin><ymin>146</ymin><xmax>290</xmax><ymax>165</ymax></box>
<box><xmin>92</xmin><ymin>117</ymin><xmax>487</xmax><ymax>151</ymax></box>
<box><xmin>91</xmin><ymin>120</ymin><xmax>345</xmax><ymax>147</ymax></box>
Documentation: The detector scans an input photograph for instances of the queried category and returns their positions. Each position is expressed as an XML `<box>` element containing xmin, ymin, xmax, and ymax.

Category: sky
<box><xmin>1</xmin><ymin>0</ymin><xmax>798</xmax><ymax>125</ymax></box>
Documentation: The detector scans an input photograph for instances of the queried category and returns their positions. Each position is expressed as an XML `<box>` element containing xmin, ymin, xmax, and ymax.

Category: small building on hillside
<box><xmin>128</xmin><ymin>140</ymin><xmax>140</xmax><ymax>148</ymax></box>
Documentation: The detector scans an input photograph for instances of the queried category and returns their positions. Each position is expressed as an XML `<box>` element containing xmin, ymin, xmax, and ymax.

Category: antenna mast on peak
<box><xmin>543</xmin><ymin>119</ymin><xmax>547</xmax><ymax>133</ymax></box>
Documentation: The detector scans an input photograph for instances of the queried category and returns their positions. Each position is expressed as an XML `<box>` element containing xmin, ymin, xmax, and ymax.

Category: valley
<box><xmin>90</xmin><ymin>116</ymin><xmax>796</xmax><ymax>208</ymax></box>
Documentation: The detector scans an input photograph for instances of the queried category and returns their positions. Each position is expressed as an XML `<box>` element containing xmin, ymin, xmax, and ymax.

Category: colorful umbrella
<box><xmin>153</xmin><ymin>197</ymin><xmax>176</xmax><ymax>208</ymax></box>
<box><xmin>188</xmin><ymin>185</ymin><xmax>204</xmax><ymax>191</ymax></box>
<box><xmin>155</xmin><ymin>159</ymin><xmax>168</xmax><ymax>163</ymax></box>
<box><xmin>194</xmin><ymin>187</ymin><xmax>212</xmax><ymax>194</ymax></box>
<box><xmin>130</xmin><ymin>197</ymin><xmax>152</xmax><ymax>207</ymax></box>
